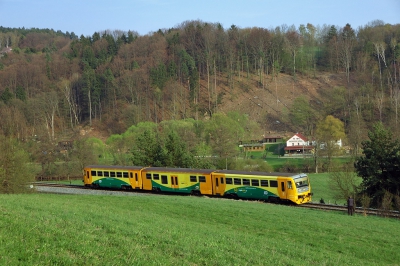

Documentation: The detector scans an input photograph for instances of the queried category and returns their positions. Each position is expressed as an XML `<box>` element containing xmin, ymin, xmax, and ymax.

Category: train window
<box><xmin>251</xmin><ymin>179</ymin><xmax>260</xmax><ymax>186</ymax></box>
<box><xmin>226</xmin><ymin>178</ymin><xmax>232</xmax><ymax>184</ymax></box>
<box><xmin>216</xmin><ymin>178</ymin><xmax>219</xmax><ymax>187</ymax></box>
<box><xmin>116</xmin><ymin>172</ymin><xmax>122</xmax><ymax>178</ymax></box>
<box><xmin>146</xmin><ymin>173</ymin><xmax>152</xmax><ymax>180</ymax></box>
<box><xmin>260</xmin><ymin>180</ymin><xmax>269</xmax><ymax>187</ymax></box>
<box><xmin>270</xmin><ymin>180</ymin><xmax>278</xmax><ymax>187</ymax></box>
<box><xmin>281</xmin><ymin>182</ymin><xmax>285</xmax><ymax>192</ymax></box>
<box><xmin>161</xmin><ymin>175</ymin><xmax>168</xmax><ymax>184</ymax></box>
<box><xmin>234</xmin><ymin>178</ymin><xmax>241</xmax><ymax>185</ymax></box>
<box><xmin>190</xmin><ymin>176</ymin><xmax>197</xmax><ymax>182</ymax></box>
<box><xmin>97</xmin><ymin>171</ymin><xmax>103</xmax><ymax>177</ymax></box>
<box><xmin>242</xmin><ymin>179</ymin><xmax>250</xmax><ymax>185</ymax></box>
<box><xmin>135</xmin><ymin>173</ymin><xmax>138</xmax><ymax>181</ymax></box>
<box><xmin>91</xmin><ymin>170</ymin><xmax>96</xmax><ymax>176</ymax></box>
<box><xmin>199</xmin><ymin>176</ymin><xmax>206</xmax><ymax>183</ymax></box>
<box><xmin>221</xmin><ymin>178</ymin><xmax>224</xmax><ymax>184</ymax></box>
<box><xmin>287</xmin><ymin>181</ymin><xmax>292</xmax><ymax>189</ymax></box>
<box><xmin>104</xmin><ymin>171</ymin><xmax>110</xmax><ymax>177</ymax></box>
<box><xmin>153</xmin><ymin>174</ymin><xmax>160</xmax><ymax>180</ymax></box>
<box><xmin>175</xmin><ymin>176</ymin><xmax>178</xmax><ymax>185</ymax></box>
<box><xmin>110</xmin><ymin>172</ymin><xmax>116</xmax><ymax>177</ymax></box>
<box><xmin>130</xmin><ymin>173</ymin><xmax>133</xmax><ymax>178</ymax></box>
<box><xmin>123</xmin><ymin>172</ymin><xmax>129</xmax><ymax>178</ymax></box>
<box><xmin>171</xmin><ymin>176</ymin><xmax>175</xmax><ymax>185</ymax></box>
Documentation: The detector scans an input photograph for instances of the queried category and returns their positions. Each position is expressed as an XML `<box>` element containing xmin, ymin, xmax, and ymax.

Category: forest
<box><xmin>0</xmin><ymin>20</ymin><xmax>399</xmax><ymax>181</ymax></box>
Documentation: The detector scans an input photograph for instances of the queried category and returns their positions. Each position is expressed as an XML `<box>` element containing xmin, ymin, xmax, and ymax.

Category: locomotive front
<box><xmin>292</xmin><ymin>173</ymin><xmax>312</xmax><ymax>204</ymax></box>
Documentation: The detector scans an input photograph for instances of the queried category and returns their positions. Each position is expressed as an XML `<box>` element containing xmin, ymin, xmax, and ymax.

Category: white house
<box><xmin>284</xmin><ymin>133</ymin><xmax>313</xmax><ymax>156</ymax></box>
<box><xmin>286</xmin><ymin>133</ymin><xmax>310</xmax><ymax>147</ymax></box>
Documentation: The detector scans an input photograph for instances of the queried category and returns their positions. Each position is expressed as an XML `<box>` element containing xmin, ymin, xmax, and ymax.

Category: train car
<box><xmin>83</xmin><ymin>165</ymin><xmax>312</xmax><ymax>204</ymax></box>
<box><xmin>140</xmin><ymin>167</ymin><xmax>215</xmax><ymax>195</ymax></box>
<box><xmin>83</xmin><ymin>165</ymin><xmax>143</xmax><ymax>189</ymax></box>
<box><xmin>211</xmin><ymin>170</ymin><xmax>312</xmax><ymax>204</ymax></box>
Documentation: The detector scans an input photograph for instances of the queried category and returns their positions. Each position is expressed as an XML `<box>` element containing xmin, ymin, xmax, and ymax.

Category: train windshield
<box><xmin>294</xmin><ymin>176</ymin><xmax>309</xmax><ymax>188</ymax></box>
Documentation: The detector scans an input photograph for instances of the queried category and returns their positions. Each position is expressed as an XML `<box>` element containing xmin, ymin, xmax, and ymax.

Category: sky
<box><xmin>0</xmin><ymin>0</ymin><xmax>399</xmax><ymax>36</ymax></box>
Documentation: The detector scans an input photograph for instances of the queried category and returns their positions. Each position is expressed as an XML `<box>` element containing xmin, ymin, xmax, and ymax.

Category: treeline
<box><xmin>0</xmin><ymin>20</ymin><xmax>399</xmax><ymax>144</ymax></box>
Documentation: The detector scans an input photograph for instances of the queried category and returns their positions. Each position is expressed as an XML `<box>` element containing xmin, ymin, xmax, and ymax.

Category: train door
<box><xmin>130</xmin><ymin>171</ymin><xmax>141</xmax><ymax>189</ymax></box>
<box><xmin>142</xmin><ymin>171</ymin><xmax>153</xmax><ymax>191</ymax></box>
<box><xmin>277</xmin><ymin>177</ymin><xmax>287</xmax><ymax>200</ymax></box>
<box><xmin>212</xmin><ymin>174</ymin><xmax>226</xmax><ymax>196</ymax></box>
<box><xmin>171</xmin><ymin>175</ymin><xmax>179</xmax><ymax>190</ymax></box>
<box><xmin>84</xmin><ymin>169</ymin><xmax>91</xmax><ymax>186</ymax></box>
<box><xmin>277</xmin><ymin>177</ymin><xmax>296</xmax><ymax>201</ymax></box>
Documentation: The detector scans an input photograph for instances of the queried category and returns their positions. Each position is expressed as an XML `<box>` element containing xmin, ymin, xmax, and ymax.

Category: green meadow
<box><xmin>1</xmin><ymin>193</ymin><xmax>399</xmax><ymax>265</ymax></box>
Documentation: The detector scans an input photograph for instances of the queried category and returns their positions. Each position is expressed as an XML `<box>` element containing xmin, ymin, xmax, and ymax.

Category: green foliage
<box><xmin>354</xmin><ymin>122</ymin><xmax>400</xmax><ymax>207</ymax></box>
<box><xmin>205</xmin><ymin>113</ymin><xmax>243</xmax><ymax>158</ymax></box>
<box><xmin>164</xmin><ymin>131</ymin><xmax>194</xmax><ymax>168</ymax></box>
<box><xmin>316</xmin><ymin>115</ymin><xmax>345</xmax><ymax>142</ymax></box>
<box><xmin>15</xmin><ymin>86</ymin><xmax>26</xmax><ymax>101</ymax></box>
<box><xmin>130</xmin><ymin>129</ymin><xmax>166</xmax><ymax>166</ymax></box>
<box><xmin>0</xmin><ymin>136</ymin><xmax>35</xmax><ymax>193</ymax></box>
<box><xmin>150</xmin><ymin>62</ymin><xmax>168</xmax><ymax>90</ymax></box>
<box><xmin>289</xmin><ymin>96</ymin><xmax>318</xmax><ymax>135</ymax></box>
<box><xmin>0</xmin><ymin>87</ymin><xmax>13</xmax><ymax>104</ymax></box>
<box><xmin>70</xmin><ymin>137</ymin><xmax>99</xmax><ymax>170</ymax></box>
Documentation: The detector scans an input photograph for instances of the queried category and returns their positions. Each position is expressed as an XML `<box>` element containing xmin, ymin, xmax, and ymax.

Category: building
<box><xmin>284</xmin><ymin>133</ymin><xmax>313</xmax><ymax>156</ymax></box>
<box><xmin>239</xmin><ymin>135</ymin><xmax>283</xmax><ymax>153</ymax></box>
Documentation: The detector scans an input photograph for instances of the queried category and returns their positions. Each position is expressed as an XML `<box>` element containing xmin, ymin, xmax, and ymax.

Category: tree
<box><xmin>0</xmin><ymin>136</ymin><xmax>35</xmax><ymax>193</ymax></box>
<box><xmin>328</xmin><ymin>160</ymin><xmax>360</xmax><ymax>203</ymax></box>
<box><xmin>205</xmin><ymin>113</ymin><xmax>243</xmax><ymax>167</ymax></box>
<box><xmin>71</xmin><ymin>137</ymin><xmax>99</xmax><ymax>171</ymax></box>
<box><xmin>289</xmin><ymin>96</ymin><xmax>318</xmax><ymax>135</ymax></box>
<box><xmin>164</xmin><ymin>131</ymin><xmax>194</xmax><ymax>168</ymax></box>
<box><xmin>130</xmin><ymin>129</ymin><xmax>167</xmax><ymax>167</ymax></box>
<box><xmin>354</xmin><ymin>122</ymin><xmax>400</xmax><ymax>207</ymax></box>
<box><xmin>339</xmin><ymin>24</ymin><xmax>355</xmax><ymax>84</ymax></box>
<box><xmin>316</xmin><ymin>115</ymin><xmax>346</xmax><ymax>170</ymax></box>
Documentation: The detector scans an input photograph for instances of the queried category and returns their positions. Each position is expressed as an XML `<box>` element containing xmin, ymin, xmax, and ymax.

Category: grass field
<box><xmin>1</xmin><ymin>193</ymin><xmax>399</xmax><ymax>265</ymax></box>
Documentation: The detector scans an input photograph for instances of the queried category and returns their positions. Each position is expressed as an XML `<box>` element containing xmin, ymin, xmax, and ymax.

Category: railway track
<box><xmin>299</xmin><ymin>202</ymin><xmax>400</xmax><ymax>218</ymax></box>
<box><xmin>33</xmin><ymin>183</ymin><xmax>400</xmax><ymax>218</ymax></box>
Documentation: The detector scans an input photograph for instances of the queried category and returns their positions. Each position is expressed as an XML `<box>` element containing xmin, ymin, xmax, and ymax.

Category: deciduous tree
<box><xmin>0</xmin><ymin>135</ymin><xmax>35</xmax><ymax>193</ymax></box>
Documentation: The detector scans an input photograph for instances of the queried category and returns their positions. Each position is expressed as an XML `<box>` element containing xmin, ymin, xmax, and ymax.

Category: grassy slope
<box><xmin>1</xmin><ymin>194</ymin><xmax>399</xmax><ymax>265</ymax></box>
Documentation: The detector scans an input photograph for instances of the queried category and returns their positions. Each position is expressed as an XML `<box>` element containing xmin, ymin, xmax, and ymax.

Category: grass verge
<box><xmin>1</xmin><ymin>193</ymin><xmax>399</xmax><ymax>265</ymax></box>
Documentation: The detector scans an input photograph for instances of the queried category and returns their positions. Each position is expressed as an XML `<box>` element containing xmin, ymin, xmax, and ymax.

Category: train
<box><xmin>83</xmin><ymin>165</ymin><xmax>312</xmax><ymax>204</ymax></box>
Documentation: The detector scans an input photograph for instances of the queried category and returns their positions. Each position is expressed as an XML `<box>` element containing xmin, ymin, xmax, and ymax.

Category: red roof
<box><xmin>293</xmin><ymin>133</ymin><xmax>308</xmax><ymax>141</ymax></box>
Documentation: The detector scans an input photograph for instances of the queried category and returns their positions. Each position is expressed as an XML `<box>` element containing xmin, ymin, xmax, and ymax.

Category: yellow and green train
<box><xmin>83</xmin><ymin>165</ymin><xmax>312</xmax><ymax>204</ymax></box>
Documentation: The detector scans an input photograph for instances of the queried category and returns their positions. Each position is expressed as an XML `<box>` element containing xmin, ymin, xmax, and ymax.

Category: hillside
<box><xmin>0</xmin><ymin>22</ymin><xmax>399</xmax><ymax>145</ymax></box>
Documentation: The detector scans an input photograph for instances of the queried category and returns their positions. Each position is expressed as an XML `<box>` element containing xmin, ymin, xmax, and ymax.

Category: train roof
<box><xmin>85</xmin><ymin>165</ymin><xmax>144</xmax><ymax>170</ymax></box>
<box><xmin>214</xmin><ymin>170</ymin><xmax>307</xmax><ymax>178</ymax></box>
<box><xmin>142</xmin><ymin>167</ymin><xmax>215</xmax><ymax>174</ymax></box>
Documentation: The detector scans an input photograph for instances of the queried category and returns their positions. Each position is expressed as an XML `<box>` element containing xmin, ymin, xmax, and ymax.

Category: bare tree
<box><xmin>339</xmin><ymin>24</ymin><xmax>355</xmax><ymax>84</ymax></box>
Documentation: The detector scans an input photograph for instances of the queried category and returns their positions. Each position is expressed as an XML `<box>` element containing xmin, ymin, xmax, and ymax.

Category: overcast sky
<box><xmin>1</xmin><ymin>0</ymin><xmax>399</xmax><ymax>36</ymax></box>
